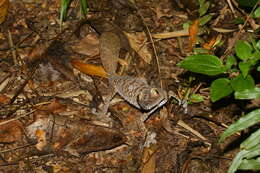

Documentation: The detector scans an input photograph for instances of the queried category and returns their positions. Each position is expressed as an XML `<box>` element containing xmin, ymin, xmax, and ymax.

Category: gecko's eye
<box><xmin>150</xmin><ymin>88</ymin><xmax>160</xmax><ymax>97</ymax></box>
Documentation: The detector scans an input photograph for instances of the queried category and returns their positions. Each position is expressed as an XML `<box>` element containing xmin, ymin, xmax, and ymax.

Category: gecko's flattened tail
<box><xmin>100</xmin><ymin>32</ymin><xmax>121</xmax><ymax>74</ymax></box>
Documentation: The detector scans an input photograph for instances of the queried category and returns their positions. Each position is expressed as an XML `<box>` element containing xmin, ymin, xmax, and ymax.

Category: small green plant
<box><xmin>177</xmin><ymin>39</ymin><xmax>260</xmax><ymax>173</ymax></box>
<box><xmin>198</xmin><ymin>0</ymin><xmax>212</xmax><ymax>26</ymax></box>
<box><xmin>178</xmin><ymin>39</ymin><xmax>260</xmax><ymax>102</ymax></box>
<box><xmin>60</xmin><ymin>0</ymin><xmax>89</xmax><ymax>25</ymax></box>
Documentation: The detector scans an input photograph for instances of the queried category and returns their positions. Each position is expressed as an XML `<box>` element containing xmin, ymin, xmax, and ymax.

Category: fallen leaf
<box><xmin>189</xmin><ymin>19</ymin><xmax>199</xmax><ymax>50</ymax></box>
<box><xmin>26</xmin><ymin>113</ymin><xmax>126</xmax><ymax>155</ymax></box>
<box><xmin>141</xmin><ymin>146</ymin><xmax>157</xmax><ymax>173</ymax></box>
<box><xmin>0</xmin><ymin>94</ymin><xmax>10</xmax><ymax>104</ymax></box>
<box><xmin>36</xmin><ymin>99</ymin><xmax>67</xmax><ymax>114</ymax></box>
<box><xmin>124</xmin><ymin>32</ymin><xmax>152</xmax><ymax>64</ymax></box>
<box><xmin>0</xmin><ymin>120</ymin><xmax>23</xmax><ymax>143</ymax></box>
<box><xmin>71</xmin><ymin>59</ymin><xmax>108</xmax><ymax>78</ymax></box>
<box><xmin>72</xmin><ymin>33</ymin><xmax>100</xmax><ymax>57</ymax></box>
<box><xmin>0</xmin><ymin>0</ymin><xmax>9</xmax><ymax>24</ymax></box>
<box><xmin>203</xmin><ymin>34</ymin><xmax>222</xmax><ymax>50</ymax></box>
<box><xmin>27</xmin><ymin>43</ymin><xmax>48</xmax><ymax>62</ymax></box>
<box><xmin>68</xmin><ymin>124</ymin><xmax>126</xmax><ymax>154</ymax></box>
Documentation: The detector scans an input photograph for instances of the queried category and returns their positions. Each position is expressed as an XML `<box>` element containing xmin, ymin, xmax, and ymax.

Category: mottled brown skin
<box><xmin>99</xmin><ymin>32</ymin><xmax>167</xmax><ymax>116</ymax></box>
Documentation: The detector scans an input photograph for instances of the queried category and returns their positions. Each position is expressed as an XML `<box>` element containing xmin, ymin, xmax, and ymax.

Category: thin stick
<box><xmin>0</xmin><ymin>143</ymin><xmax>34</xmax><ymax>154</ymax></box>
<box><xmin>7</xmin><ymin>30</ymin><xmax>17</xmax><ymax>64</ymax></box>
<box><xmin>0</xmin><ymin>110</ymin><xmax>35</xmax><ymax>126</ymax></box>
<box><xmin>134</xmin><ymin>7</ymin><xmax>163</xmax><ymax>89</ymax></box>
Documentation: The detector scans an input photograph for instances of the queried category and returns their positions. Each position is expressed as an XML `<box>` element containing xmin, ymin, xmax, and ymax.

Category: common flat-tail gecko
<box><xmin>99</xmin><ymin>32</ymin><xmax>168</xmax><ymax>119</ymax></box>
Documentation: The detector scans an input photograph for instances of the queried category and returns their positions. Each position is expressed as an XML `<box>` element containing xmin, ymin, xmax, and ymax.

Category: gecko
<box><xmin>98</xmin><ymin>32</ymin><xmax>168</xmax><ymax>119</ymax></box>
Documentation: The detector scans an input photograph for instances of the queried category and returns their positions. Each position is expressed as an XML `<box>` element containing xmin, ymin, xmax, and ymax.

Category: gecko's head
<box><xmin>137</xmin><ymin>87</ymin><xmax>168</xmax><ymax>110</ymax></box>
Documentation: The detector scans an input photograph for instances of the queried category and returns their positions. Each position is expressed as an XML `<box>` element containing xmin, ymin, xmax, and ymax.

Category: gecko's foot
<box><xmin>168</xmin><ymin>90</ymin><xmax>188</xmax><ymax>114</ymax></box>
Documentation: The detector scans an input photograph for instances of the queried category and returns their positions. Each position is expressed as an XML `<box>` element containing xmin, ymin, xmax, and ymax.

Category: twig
<box><xmin>0</xmin><ymin>110</ymin><xmax>36</xmax><ymax>126</ymax></box>
<box><xmin>226</xmin><ymin>0</ymin><xmax>236</xmax><ymax>16</ymax></box>
<box><xmin>177</xmin><ymin>120</ymin><xmax>208</xmax><ymax>142</ymax></box>
<box><xmin>134</xmin><ymin>6</ymin><xmax>163</xmax><ymax>89</ymax></box>
<box><xmin>7</xmin><ymin>30</ymin><xmax>17</xmax><ymax>65</ymax></box>
<box><xmin>223</xmin><ymin>1</ymin><xmax>259</xmax><ymax>57</ymax></box>
<box><xmin>0</xmin><ymin>143</ymin><xmax>35</xmax><ymax>154</ymax></box>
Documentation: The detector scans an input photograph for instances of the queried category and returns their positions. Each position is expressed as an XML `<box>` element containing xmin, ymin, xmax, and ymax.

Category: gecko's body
<box><xmin>99</xmin><ymin>32</ymin><xmax>168</xmax><ymax>116</ymax></box>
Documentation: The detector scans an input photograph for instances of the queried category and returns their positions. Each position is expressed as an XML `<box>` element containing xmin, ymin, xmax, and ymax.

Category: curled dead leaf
<box><xmin>203</xmin><ymin>34</ymin><xmax>222</xmax><ymax>50</ymax></box>
<box><xmin>71</xmin><ymin>59</ymin><xmax>108</xmax><ymax>78</ymax></box>
<box><xmin>189</xmin><ymin>19</ymin><xmax>199</xmax><ymax>50</ymax></box>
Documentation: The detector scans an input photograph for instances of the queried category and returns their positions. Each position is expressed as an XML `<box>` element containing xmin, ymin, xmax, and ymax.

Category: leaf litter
<box><xmin>0</xmin><ymin>0</ymin><xmax>257</xmax><ymax>172</ymax></box>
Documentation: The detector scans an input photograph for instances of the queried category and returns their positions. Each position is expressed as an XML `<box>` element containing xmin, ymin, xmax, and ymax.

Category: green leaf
<box><xmin>238</xmin><ymin>158</ymin><xmax>260</xmax><ymax>170</ymax></box>
<box><xmin>60</xmin><ymin>0</ymin><xmax>72</xmax><ymax>22</ymax></box>
<box><xmin>253</xmin><ymin>6</ymin><xmax>260</xmax><ymax>18</ymax></box>
<box><xmin>219</xmin><ymin>109</ymin><xmax>260</xmax><ymax>142</ymax></box>
<box><xmin>244</xmin><ymin>144</ymin><xmax>260</xmax><ymax>159</ymax></box>
<box><xmin>210</xmin><ymin>78</ymin><xmax>233</xmax><ymax>102</ymax></box>
<box><xmin>250</xmin><ymin>51</ymin><xmax>260</xmax><ymax>64</ymax></box>
<box><xmin>199</xmin><ymin>0</ymin><xmax>210</xmax><ymax>16</ymax></box>
<box><xmin>235</xmin><ymin>87</ymin><xmax>260</xmax><ymax>99</ymax></box>
<box><xmin>230</xmin><ymin>74</ymin><xmax>255</xmax><ymax>92</ymax></box>
<box><xmin>238</xmin><ymin>61</ymin><xmax>251</xmax><ymax>77</ymax></box>
<box><xmin>257</xmin><ymin>66</ymin><xmax>260</xmax><ymax>71</ymax></box>
<box><xmin>230</xmin><ymin>145</ymin><xmax>260</xmax><ymax>172</ymax></box>
<box><xmin>80</xmin><ymin>0</ymin><xmax>88</xmax><ymax>16</ymax></box>
<box><xmin>228</xmin><ymin>150</ymin><xmax>248</xmax><ymax>173</ymax></box>
<box><xmin>256</xmin><ymin>40</ymin><xmax>260</xmax><ymax>50</ymax></box>
<box><xmin>234</xmin><ymin>17</ymin><xmax>244</xmax><ymax>24</ymax></box>
<box><xmin>235</xmin><ymin>40</ymin><xmax>253</xmax><ymax>60</ymax></box>
<box><xmin>225</xmin><ymin>55</ymin><xmax>236</xmax><ymax>69</ymax></box>
<box><xmin>199</xmin><ymin>14</ymin><xmax>212</xmax><ymax>26</ymax></box>
<box><xmin>177</xmin><ymin>54</ymin><xmax>226</xmax><ymax>76</ymax></box>
<box><xmin>235</xmin><ymin>0</ymin><xmax>258</xmax><ymax>7</ymax></box>
<box><xmin>189</xmin><ymin>94</ymin><xmax>204</xmax><ymax>103</ymax></box>
<box><xmin>241</xmin><ymin>129</ymin><xmax>260</xmax><ymax>150</ymax></box>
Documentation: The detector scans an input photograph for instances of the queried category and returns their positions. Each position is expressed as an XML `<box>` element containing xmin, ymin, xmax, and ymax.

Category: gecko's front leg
<box><xmin>92</xmin><ymin>86</ymin><xmax>117</xmax><ymax>116</ymax></box>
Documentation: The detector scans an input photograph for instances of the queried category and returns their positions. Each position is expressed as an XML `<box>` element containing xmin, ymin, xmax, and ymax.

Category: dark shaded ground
<box><xmin>0</xmin><ymin>0</ymin><xmax>256</xmax><ymax>172</ymax></box>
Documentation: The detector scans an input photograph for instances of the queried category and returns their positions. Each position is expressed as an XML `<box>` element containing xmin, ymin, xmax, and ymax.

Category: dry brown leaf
<box><xmin>71</xmin><ymin>59</ymin><xmax>108</xmax><ymax>78</ymax></box>
<box><xmin>203</xmin><ymin>34</ymin><xmax>222</xmax><ymax>50</ymax></box>
<box><xmin>72</xmin><ymin>33</ymin><xmax>100</xmax><ymax>57</ymax></box>
<box><xmin>0</xmin><ymin>120</ymin><xmax>23</xmax><ymax>143</ymax></box>
<box><xmin>26</xmin><ymin>113</ymin><xmax>126</xmax><ymax>155</ymax></box>
<box><xmin>123</xmin><ymin>32</ymin><xmax>152</xmax><ymax>64</ymax></box>
<box><xmin>27</xmin><ymin>43</ymin><xmax>48</xmax><ymax>62</ymax></box>
<box><xmin>0</xmin><ymin>94</ymin><xmax>10</xmax><ymax>104</ymax></box>
<box><xmin>141</xmin><ymin>146</ymin><xmax>156</xmax><ymax>173</ymax></box>
<box><xmin>0</xmin><ymin>0</ymin><xmax>9</xmax><ymax>24</ymax></box>
<box><xmin>189</xmin><ymin>19</ymin><xmax>199</xmax><ymax>50</ymax></box>
<box><xmin>36</xmin><ymin>99</ymin><xmax>67</xmax><ymax>114</ymax></box>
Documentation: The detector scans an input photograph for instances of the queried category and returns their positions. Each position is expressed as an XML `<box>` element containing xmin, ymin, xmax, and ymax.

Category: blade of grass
<box><xmin>80</xmin><ymin>0</ymin><xmax>88</xmax><ymax>17</ymax></box>
<box><xmin>60</xmin><ymin>0</ymin><xmax>72</xmax><ymax>27</ymax></box>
